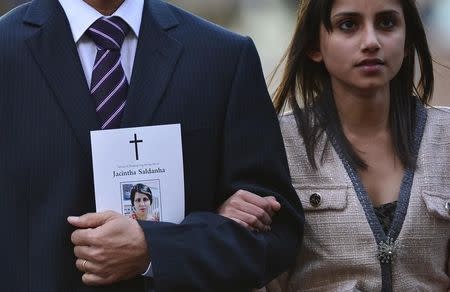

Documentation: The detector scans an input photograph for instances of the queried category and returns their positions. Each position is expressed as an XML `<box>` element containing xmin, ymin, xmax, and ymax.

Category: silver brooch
<box><xmin>377</xmin><ymin>237</ymin><xmax>401</xmax><ymax>264</ymax></box>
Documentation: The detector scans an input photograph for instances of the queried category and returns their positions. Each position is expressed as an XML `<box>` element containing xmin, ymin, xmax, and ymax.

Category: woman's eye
<box><xmin>339</xmin><ymin>20</ymin><xmax>356</xmax><ymax>31</ymax></box>
<box><xmin>379</xmin><ymin>18</ymin><xmax>395</xmax><ymax>29</ymax></box>
<box><xmin>143</xmin><ymin>197</ymin><xmax>149</xmax><ymax>202</ymax></box>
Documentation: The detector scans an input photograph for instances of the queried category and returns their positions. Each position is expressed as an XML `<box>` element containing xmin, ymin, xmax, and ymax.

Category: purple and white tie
<box><xmin>86</xmin><ymin>17</ymin><xmax>130</xmax><ymax>129</ymax></box>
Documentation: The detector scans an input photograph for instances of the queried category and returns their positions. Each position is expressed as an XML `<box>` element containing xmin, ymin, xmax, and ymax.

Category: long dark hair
<box><xmin>273</xmin><ymin>0</ymin><xmax>434</xmax><ymax>170</ymax></box>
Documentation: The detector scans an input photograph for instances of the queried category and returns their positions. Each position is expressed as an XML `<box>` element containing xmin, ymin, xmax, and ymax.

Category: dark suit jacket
<box><xmin>0</xmin><ymin>0</ymin><xmax>304</xmax><ymax>291</ymax></box>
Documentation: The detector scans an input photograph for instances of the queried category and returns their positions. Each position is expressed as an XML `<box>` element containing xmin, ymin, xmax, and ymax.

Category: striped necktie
<box><xmin>86</xmin><ymin>16</ymin><xmax>130</xmax><ymax>129</ymax></box>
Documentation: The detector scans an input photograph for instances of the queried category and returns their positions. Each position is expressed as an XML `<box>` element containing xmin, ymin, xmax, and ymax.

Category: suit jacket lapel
<box><xmin>24</xmin><ymin>0</ymin><xmax>99</xmax><ymax>157</ymax></box>
<box><xmin>23</xmin><ymin>0</ymin><xmax>182</xmax><ymax>154</ymax></box>
<box><xmin>121</xmin><ymin>0</ymin><xmax>182</xmax><ymax>128</ymax></box>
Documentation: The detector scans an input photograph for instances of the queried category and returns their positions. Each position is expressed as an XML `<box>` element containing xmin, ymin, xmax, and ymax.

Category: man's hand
<box><xmin>218</xmin><ymin>190</ymin><xmax>281</xmax><ymax>232</ymax></box>
<box><xmin>68</xmin><ymin>211</ymin><xmax>149</xmax><ymax>286</ymax></box>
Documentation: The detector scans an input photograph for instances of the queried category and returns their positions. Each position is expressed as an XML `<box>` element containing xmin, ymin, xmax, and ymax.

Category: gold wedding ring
<box><xmin>82</xmin><ymin>259</ymin><xmax>88</xmax><ymax>272</ymax></box>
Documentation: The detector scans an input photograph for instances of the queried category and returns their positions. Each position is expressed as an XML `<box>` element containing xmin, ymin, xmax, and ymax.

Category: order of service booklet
<box><xmin>90</xmin><ymin>124</ymin><xmax>185</xmax><ymax>223</ymax></box>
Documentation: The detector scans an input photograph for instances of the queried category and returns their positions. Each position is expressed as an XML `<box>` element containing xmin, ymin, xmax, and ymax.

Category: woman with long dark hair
<box><xmin>218</xmin><ymin>0</ymin><xmax>450</xmax><ymax>290</ymax></box>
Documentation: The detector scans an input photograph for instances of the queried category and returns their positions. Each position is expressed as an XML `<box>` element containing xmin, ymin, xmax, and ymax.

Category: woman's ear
<box><xmin>308</xmin><ymin>49</ymin><xmax>323</xmax><ymax>63</ymax></box>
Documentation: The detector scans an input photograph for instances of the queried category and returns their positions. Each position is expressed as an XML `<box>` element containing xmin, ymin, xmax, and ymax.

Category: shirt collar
<box><xmin>58</xmin><ymin>0</ymin><xmax>144</xmax><ymax>43</ymax></box>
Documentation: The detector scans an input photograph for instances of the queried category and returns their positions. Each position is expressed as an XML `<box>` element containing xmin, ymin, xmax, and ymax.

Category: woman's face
<box><xmin>310</xmin><ymin>0</ymin><xmax>406</xmax><ymax>96</ymax></box>
<box><xmin>134</xmin><ymin>192</ymin><xmax>151</xmax><ymax>218</ymax></box>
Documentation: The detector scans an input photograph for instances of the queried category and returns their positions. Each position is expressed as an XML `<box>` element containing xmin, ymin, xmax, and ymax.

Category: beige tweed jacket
<box><xmin>261</xmin><ymin>107</ymin><xmax>450</xmax><ymax>292</ymax></box>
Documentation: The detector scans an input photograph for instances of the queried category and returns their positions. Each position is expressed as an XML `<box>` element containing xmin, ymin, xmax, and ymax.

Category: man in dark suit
<box><xmin>0</xmin><ymin>0</ymin><xmax>304</xmax><ymax>291</ymax></box>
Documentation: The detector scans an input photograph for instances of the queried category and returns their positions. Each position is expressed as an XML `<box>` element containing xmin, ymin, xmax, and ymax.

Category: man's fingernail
<box><xmin>68</xmin><ymin>216</ymin><xmax>79</xmax><ymax>222</ymax></box>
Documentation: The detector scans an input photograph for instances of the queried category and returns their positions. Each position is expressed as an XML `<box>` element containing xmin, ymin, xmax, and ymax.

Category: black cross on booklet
<box><xmin>129</xmin><ymin>133</ymin><xmax>143</xmax><ymax>160</ymax></box>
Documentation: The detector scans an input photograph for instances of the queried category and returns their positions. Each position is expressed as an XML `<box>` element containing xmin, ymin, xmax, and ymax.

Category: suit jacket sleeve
<box><xmin>138</xmin><ymin>37</ymin><xmax>304</xmax><ymax>292</ymax></box>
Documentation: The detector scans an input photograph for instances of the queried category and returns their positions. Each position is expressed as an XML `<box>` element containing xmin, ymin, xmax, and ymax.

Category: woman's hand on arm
<box><xmin>217</xmin><ymin>190</ymin><xmax>281</xmax><ymax>232</ymax></box>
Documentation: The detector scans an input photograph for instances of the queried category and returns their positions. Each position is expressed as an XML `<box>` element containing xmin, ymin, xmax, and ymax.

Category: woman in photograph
<box><xmin>218</xmin><ymin>0</ymin><xmax>450</xmax><ymax>290</ymax></box>
<box><xmin>130</xmin><ymin>183</ymin><xmax>160</xmax><ymax>222</ymax></box>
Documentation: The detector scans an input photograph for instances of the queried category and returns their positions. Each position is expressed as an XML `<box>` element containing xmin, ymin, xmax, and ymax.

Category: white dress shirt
<box><xmin>58</xmin><ymin>0</ymin><xmax>153</xmax><ymax>277</ymax></box>
<box><xmin>58</xmin><ymin>0</ymin><xmax>144</xmax><ymax>87</ymax></box>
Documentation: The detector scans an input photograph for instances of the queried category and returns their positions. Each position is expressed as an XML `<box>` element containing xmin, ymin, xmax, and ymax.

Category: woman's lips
<box><xmin>356</xmin><ymin>59</ymin><xmax>385</xmax><ymax>74</ymax></box>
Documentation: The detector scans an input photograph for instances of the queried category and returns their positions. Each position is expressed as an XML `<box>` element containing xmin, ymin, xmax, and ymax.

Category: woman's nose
<box><xmin>361</xmin><ymin>25</ymin><xmax>381</xmax><ymax>53</ymax></box>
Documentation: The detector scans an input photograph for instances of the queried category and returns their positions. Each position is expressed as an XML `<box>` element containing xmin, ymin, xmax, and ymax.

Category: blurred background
<box><xmin>1</xmin><ymin>0</ymin><xmax>449</xmax><ymax>106</ymax></box>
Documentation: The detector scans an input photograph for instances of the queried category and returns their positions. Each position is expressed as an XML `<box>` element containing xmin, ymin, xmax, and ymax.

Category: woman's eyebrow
<box><xmin>376</xmin><ymin>10</ymin><xmax>402</xmax><ymax>17</ymax></box>
<box><xmin>331</xmin><ymin>12</ymin><xmax>359</xmax><ymax>20</ymax></box>
<box><xmin>331</xmin><ymin>9</ymin><xmax>401</xmax><ymax>19</ymax></box>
